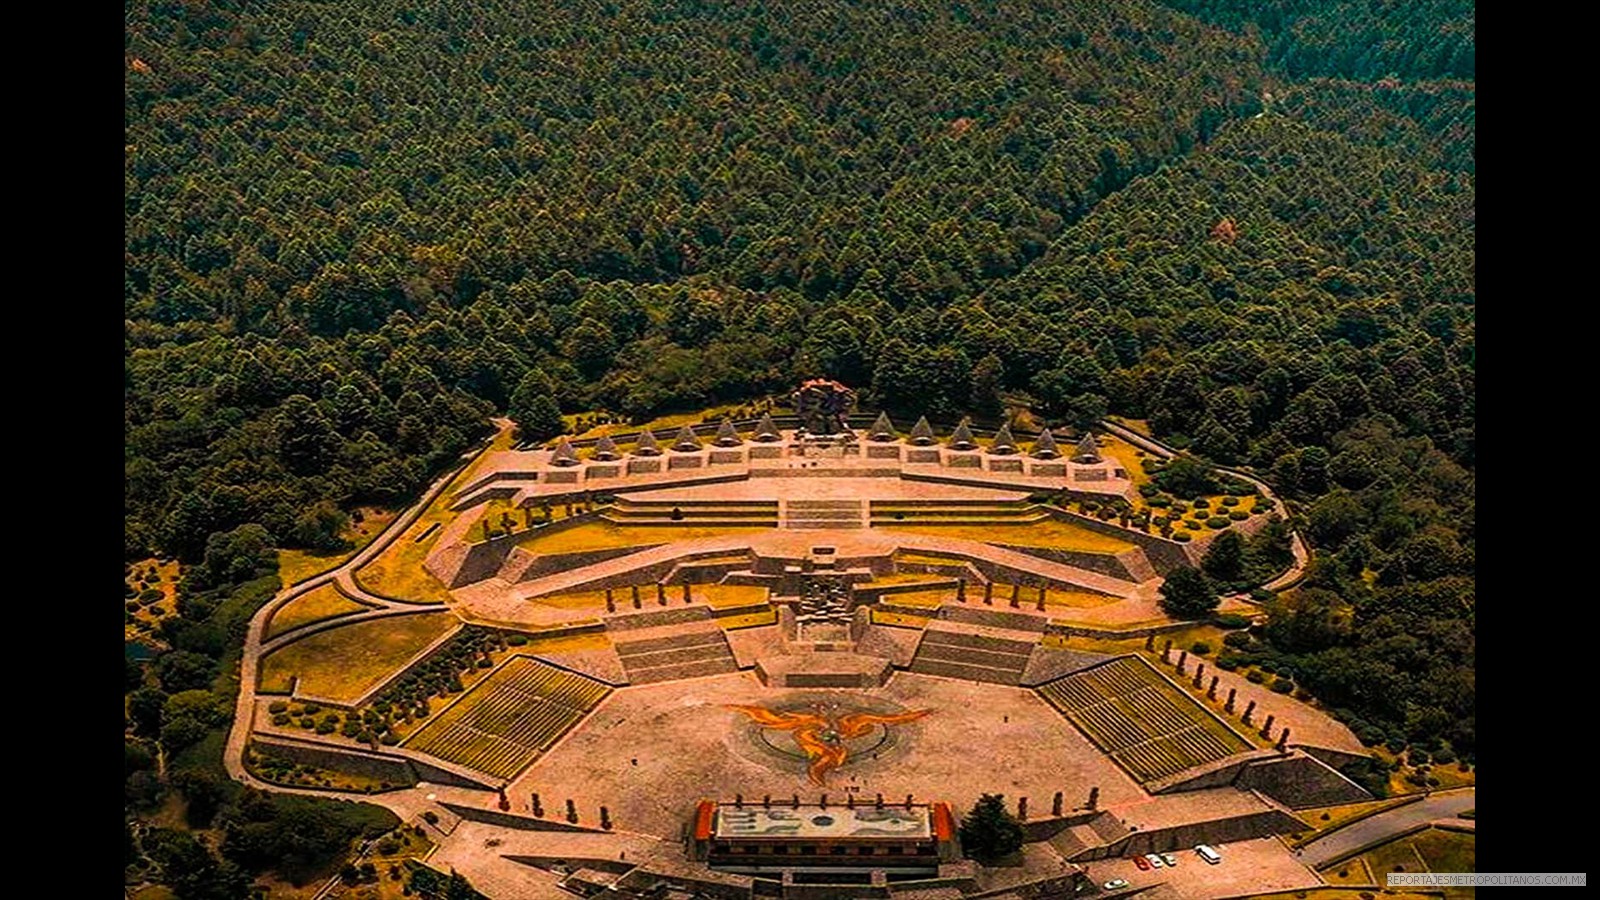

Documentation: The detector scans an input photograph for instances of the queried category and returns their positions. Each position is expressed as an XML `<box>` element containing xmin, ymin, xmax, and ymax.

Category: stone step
<box><xmin>617</xmin><ymin>642</ymin><xmax>734</xmax><ymax>669</ymax></box>
<box><xmin>907</xmin><ymin>657</ymin><xmax>1025</xmax><ymax>685</ymax></box>
<box><xmin>914</xmin><ymin>643</ymin><xmax>1032</xmax><ymax>671</ymax></box>
<box><xmin>625</xmin><ymin>656</ymin><xmax>740</xmax><ymax>684</ymax></box>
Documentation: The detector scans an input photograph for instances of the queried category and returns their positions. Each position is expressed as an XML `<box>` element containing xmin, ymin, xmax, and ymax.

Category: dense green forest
<box><xmin>127</xmin><ymin>1</ymin><xmax>1472</xmax><ymax>893</ymax></box>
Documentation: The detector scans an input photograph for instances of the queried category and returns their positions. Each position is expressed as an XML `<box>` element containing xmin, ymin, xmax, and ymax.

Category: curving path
<box><xmin>224</xmin><ymin>420</ymin><xmax>512</xmax><ymax>793</ymax></box>
<box><xmin>1098</xmin><ymin>419</ymin><xmax>1310</xmax><ymax>596</ymax></box>
<box><xmin>1299</xmin><ymin>788</ymin><xmax>1476</xmax><ymax>868</ymax></box>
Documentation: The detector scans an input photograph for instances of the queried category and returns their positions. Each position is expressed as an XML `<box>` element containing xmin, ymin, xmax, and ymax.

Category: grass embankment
<box><xmin>258</xmin><ymin>612</ymin><xmax>461</xmax><ymax>704</ymax></box>
<box><xmin>719</xmin><ymin>609</ymin><xmax>778</xmax><ymax>630</ymax></box>
<box><xmin>1317</xmin><ymin>828</ymin><xmax>1475</xmax><ymax>900</ymax></box>
<box><xmin>1291</xmin><ymin>796</ymin><xmax>1421</xmax><ymax>846</ymax></box>
<box><xmin>265</xmin><ymin>584</ymin><xmax>371</xmax><ymax>639</ymax></box>
<box><xmin>516</xmin><ymin>520</ymin><xmax>770</xmax><ymax>554</ymax></box>
<box><xmin>354</xmin><ymin>428</ymin><xmax>515</xmax><ymax>603</ymax></box>
<box><xmin>882</xmin><ymin>518</ymin><xmax>1134</xmax><ymax>553</ymax></box>
<box><xmin>277</xmin><ymin>506</ymin><xmax>398</xmax><ymax>587</ymax></box>
<box><xmin>871</xmin><ymin>610</ymin><xmax>932</xmax><ymax>628</ymax></box>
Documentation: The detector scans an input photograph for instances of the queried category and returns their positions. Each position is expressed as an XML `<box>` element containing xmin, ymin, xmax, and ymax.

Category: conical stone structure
<box><xmin>948</xmin><ymin>418</ymin><xmax>977</xmax><ymax>451</ymax></box>
<box><xmin>752</xmin><ymin>412</ymin><xmax>782</xmax><ymax>442</ymax></box>
<box><xmin>908</xmin><ymin>415</ymin><xmax>936</xmax><ymax>446</ymax></box>
<box><xmin>1032</xmin><ymin>428</ymin><xmax>1061</xmax><ymax>459</ymax></box>
<box><xmin>633</xmin><ymin>429</ymin><xmax>662</xmax><ymax>456</ymax></box>
<box><xmin>592</xmin><ymin>434</ymin><xmax>620</xmax><ymax>461</ymax></box>
<box><xmin>1075</xmin><ymin>431</ymin><xmax>1100</xmax><ymax>462</ymax></box>
<box><xmin>990</xmin><ymin>423</ymin><xmax>1019</xmax><ymax>455</ymax></box>
<box><xmin>672</xmin><ymin>424</ymin><xmax>702</xmax><ymax>452</ymax></box>
<box><xmin>550</xmin><ymin>437</ymin><xmax>580</xmax><ymax>466</ymax></box>
<box><xmin>714</xmin><ymin>418</ymin><xmax>742</xmax><ymax>447</ymax></box>
<box><xmin>868</xmin><ymin>412</ymin><xmax>897</xmax><ymax>442</ymax></box>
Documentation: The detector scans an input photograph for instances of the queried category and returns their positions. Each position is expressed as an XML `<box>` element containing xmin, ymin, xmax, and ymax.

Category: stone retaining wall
<box><xmin>1236</xmin><ymin>753</ymin><xmax>1373</xmax><ymax>808</ymax></box>
<box><xmin>993</xmin><ymin>543</ymin><xmax>1141</xmax><ymax>583</ymax></box>
<box><xmin>1041</xmin><ymin>507</ymin><xmax>1197</xmax><ymax>573</ymax></box>
<box><xmin>250</xmin><ymin>736</ymin><xmax>417</xmax><ymax>788</ymax></box>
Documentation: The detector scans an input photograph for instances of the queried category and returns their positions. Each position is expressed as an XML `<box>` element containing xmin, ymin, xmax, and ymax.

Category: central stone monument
<box><xmin>791</xmin><ymin>377</ymin><xmax>856</xmax><ymax>437</ymax></box>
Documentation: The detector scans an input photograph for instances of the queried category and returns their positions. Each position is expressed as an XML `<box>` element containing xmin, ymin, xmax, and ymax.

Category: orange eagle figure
<box><xmin>727</xmin><ymin>704</ymin><xmax>931</xmax><ymax>786</ymax></box>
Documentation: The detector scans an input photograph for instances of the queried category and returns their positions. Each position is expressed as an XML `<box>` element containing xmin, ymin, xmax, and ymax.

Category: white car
<box><xmin>1195</xmin><ymin>844</ymin><xmax>1222</xmax><ymax>864</ymax></box>
<box><xmin>1161</xmin><ymin>853</ymin><xmax>1179</xmax><ymax>867</ymax></box>
<box><xmin>1103</xmin><ymin>879</ymin><xmax>1130</xmax><ymax>891</ymax></box>
<box><xmin>1145</xmin><ymin>853</ymin><xmax>1165</xmax><ymax>868</ymax></box>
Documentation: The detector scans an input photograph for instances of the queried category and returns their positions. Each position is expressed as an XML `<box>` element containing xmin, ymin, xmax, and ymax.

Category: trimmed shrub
<box><xmin>1271</xmin><ymin>677</ymin><xmax>1294</xmax><ymax>694</ymax></box>
<box><xmin>1173</xmin><ymin>531</ymin><xmax>1192</xmax><ymax>542</ymax></box>
<box><xmin>1249</xmin><ymin>588</ymin><xmax>1275</xmax><ymax>602</ymax></box>
<box><xmin>1215</xmin><ymin>653</ymin><xmax>1243</xmax><ymax>671</ymax></box>
<box><xmin>303</xmin><ymin>703</ymin><xmax>322</xmax><ymax>715</ymax></box>
<box><xmin>271</xmin><ymin>713</ymin><xmax>290</xmax><ymax>726</ymax></box>
<box><xmin>1434</xmin><ymin>747</ymin><xmax>1457</xmax><ymax>764</ymax></box>
<box><xmin>1223</xmin><ymin>631</ymin><xmax>1252</xmax><ymax>649</ymax></box>
<box><xmin>1138</xmin><ymin>483</ymin><xmax>1160</xmax><ymax>497</ymax></box>
<box><xmin>1229</xmin><ymin>509</ymin><xmax>1249</xmax><ymax>520</ymax></box>
<box><xmin>380</xmin><ymin>733</ymin><xmax>400</xmax><ymax>746</ymax></box>
<box><xmin>1193</xmin><ymin>498</ymin><xmax>1210</xmax><ymax>508</ymax></box>
<box><xmin>299</xmin><ymin>717</ymin><xmax>315</xmax><ymax>729</ymax></box>
<box><xmin>1221</xmin><ymin>496</ymin><xmax>1240</xmax><ymax>507</ymax></box>
<box><xmin>1207</xmin><ymin>516</ymin><xmax>1230</xmax><ymax>529</ymax></box>
<box><xmin>1213</xmin><ymin>612</ymin><xmax>1251</xmax><ymax>628</ymax></box>
<box><xmin>268</xmin><ymin>701</ymin><xmax>289</xmax><ymax>714</ymax></box>
<box><xmin>507</xmin><ymin>634</ymin><xmax>528</xmax><ymax>646</ymax></box>
<box><xmin>1190</xmin><ymin>641</ymin><xmax>1212</xmax><ymax>655</ymax></box>
<box><xmin>1246</xmin><ymin>670</ymin><xmax>1266</xmax><ymax>684</ymax></box>
<box><xmin>1147</xmin><ymin>496</ymin><xmax>1171</xmax><ymax>508</ymax></box>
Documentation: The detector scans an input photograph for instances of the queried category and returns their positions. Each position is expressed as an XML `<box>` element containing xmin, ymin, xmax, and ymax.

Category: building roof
<box><xmin>948</xmin><ymin>418</ymin><xmax>977</xmax><ymax>451</ymax></box>
<box><xmin>752</xmin><ymin>412</ymin><xmax>782</xmax><ymax>442</ymax></box>
<box><xmin>634</xmin><ymin>429</ymin><xmax>662</xmax><ymax>455</ymax></box>
<box><xmin>990</xmin><ymin>422</ymin><xmax>1019</xmax><ymax>454</ymax></box>
<box><xmin>592</xmin><ymin>434</ymin><xmax>620</xmax><ymax>461</ymax></box>
<box><xmin>714</xmin><ymin>418</ymin><xmax>742</xmax><ymax>447</ymax></box>
<box><xmin>550</xmin><ymin>437</ymin><xmax>579</xmax><ymax>466</ymax></box>
<box><xmin>1075</xmin><ymin>431</ymin><xmax>1100</xmax><ymax>461</ymax></box>
<box><xmin>869</xmin><ymin>411</ymin><xmax>898</xmax><ymax>442</ymax></box>
<box><xmin>909</xmin><ymin>416</ymin><xmax>936</xmax><ymax>445</ymax></box>
<box><xmin>1032</xmin><ymin>428</ymin><xmax>1060</xmax><ymax>459</ymax></box>
<box><xmin>713</xmin><ymin>805</ymin><xmax>932</xmax><ymax>841</ymax></box>
<box><xmin>672</xmin><ymin>424</ymin><xmax>702</xmax><ymax>452</ymax></box>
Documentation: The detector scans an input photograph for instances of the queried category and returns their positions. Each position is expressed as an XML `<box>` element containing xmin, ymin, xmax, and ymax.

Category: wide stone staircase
<box><xmin>781</xmin><ymin>499</ymin><xmax>866</xmax><ymax>530</ymax></box>
<box><xmin>907</xmin><ymin>621</ymin><xmax>1038</xmax><ymax>685</ymax></box>
<box><xmin>610</xmin><ymin>621</ymin><xmax>740</xmax><ymax>684</ymax></box>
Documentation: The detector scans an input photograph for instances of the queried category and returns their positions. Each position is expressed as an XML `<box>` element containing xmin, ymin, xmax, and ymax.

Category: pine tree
<box><xmin>1158</xmin><ymin>565</ymin><xmax>1219</xmax><ymax>619</ymax></box>
<box><xmin>958</xmin><ymin>793</ymin><xmax>1024</xmax><ymax>864</ymax></box>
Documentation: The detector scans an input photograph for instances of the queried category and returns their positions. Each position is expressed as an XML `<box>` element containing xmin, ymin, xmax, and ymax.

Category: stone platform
<box><xmin>754</xmin><ymin>651</ymin><xmax>895</xmax><ymax>688</ymax></box>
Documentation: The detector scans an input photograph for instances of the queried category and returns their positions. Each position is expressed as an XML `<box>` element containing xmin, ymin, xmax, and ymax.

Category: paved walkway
<box><xmin>1299</xmin><ymin>788</ymin><xmax>1476</xmax><ymax>867</ymax></box>
<box><xmin>223</xmin><ymin>420</ymin><xmax>512</xmax><ymax>794</ymax></box>
<box><xmin>1098</xmin><ymin>420</ymin><xmax>1310</xmax><ymax>595</ymax></box>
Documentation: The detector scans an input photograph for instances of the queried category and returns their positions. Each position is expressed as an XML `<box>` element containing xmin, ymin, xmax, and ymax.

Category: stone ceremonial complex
<box><xmin>231</xmin><ymin>388</ymin><xmax>1370</xmax><ymax>899</ymax></box>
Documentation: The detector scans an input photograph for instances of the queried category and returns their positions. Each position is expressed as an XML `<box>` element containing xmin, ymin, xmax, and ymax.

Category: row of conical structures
<box><xmin>548</xmin><ymin>412</ymin><xmax>1100</xmax><ymax>466</ymax></box>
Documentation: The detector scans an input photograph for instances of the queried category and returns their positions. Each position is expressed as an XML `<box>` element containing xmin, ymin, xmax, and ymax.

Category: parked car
<box><xmin>1145</xmin><ymin>853</ymin><xmax>1165</xmax><ymax>868</ymax></box>
<box><xmin>1161</xmin><ymin>853</ymin><xmax>1179</xmax><ymax>867</ymax></box>
<box><xmin>1103</xmin><ymin>879</ymin><xmax>1130</xmax><ymax>891</ymax></box>
<box><xmin>1133</xmin><ymin>855</ymin><xmax>1152</xmax><ymax>871</ymax></box>
<box><xmin>1195</xmin><ymin>844</ymin><xmax>1222</xmax><ymax>865</ymax></box>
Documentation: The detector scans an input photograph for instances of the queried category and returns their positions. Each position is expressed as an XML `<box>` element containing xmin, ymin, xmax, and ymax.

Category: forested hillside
<box><xmin>126</xmin><ymin>4</ymin><xmax>1474</xmax><ymax>882</ymax></box>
